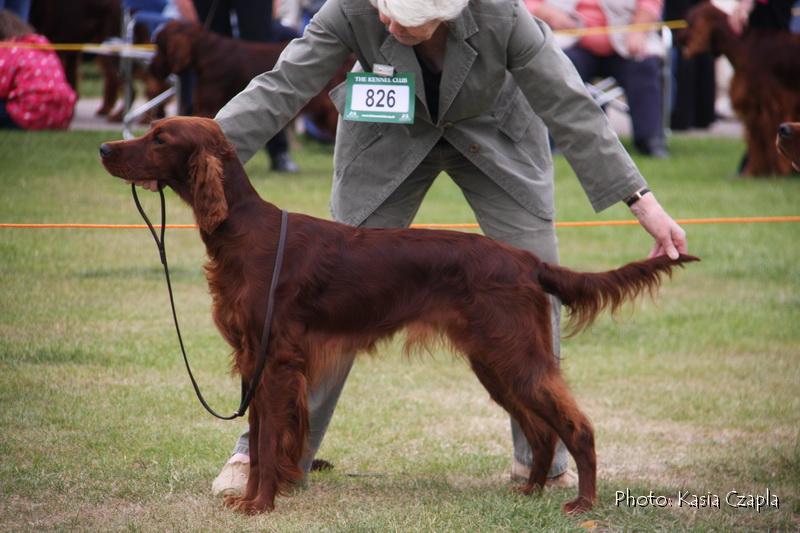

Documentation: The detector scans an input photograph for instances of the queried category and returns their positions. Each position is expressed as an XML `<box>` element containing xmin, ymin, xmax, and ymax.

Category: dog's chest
<box><xmin>205</xmin><ymin>260</ymin><xmax>253</xmax><ymax>352</ymax></box>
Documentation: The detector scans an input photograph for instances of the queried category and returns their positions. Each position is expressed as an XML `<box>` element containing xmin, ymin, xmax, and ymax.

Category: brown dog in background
<box><xmin>682</xmin><ymin>2</ymin><xmax>800</xmax><ymax>176</ymax></box>
<box><xmin>777</xmin><ymin>123</ymin><xmax>800</xmax><ymax>171</ymax></box>
<box><xmin>148</xmin><ymin>21</ymin><xmax>286</xmax><ymax>118</ymax></box>
<box><xmin>100</xmin><ymin>116</ymin><xmax>697</xmax><ymax>515</ymax></box>
<box><xmin>149</xmin><ymin>20</ymin><xmax>348</xmax><ymax>139</ymax></box>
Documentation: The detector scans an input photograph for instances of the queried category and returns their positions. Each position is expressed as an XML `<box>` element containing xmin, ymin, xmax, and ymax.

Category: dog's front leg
<box><xmin>223</xmin><ymin>394</ymin><xmax>263</xmax><ymax>512</ymax></box>
<box><xmin>227</xmin><ymin>357</ymin><xmax>309</xmax><ymax>514</ymax></box>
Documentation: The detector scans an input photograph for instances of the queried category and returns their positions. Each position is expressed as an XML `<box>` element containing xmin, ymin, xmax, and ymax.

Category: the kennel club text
<box><xmin>615</xmin><ymin>489</ymin><xmax>779</xmax><ymax>511</ymax></box>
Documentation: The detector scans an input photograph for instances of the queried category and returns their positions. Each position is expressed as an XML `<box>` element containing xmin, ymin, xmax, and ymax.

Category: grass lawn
<box><xmin>0</xmin><ymin>130</ymin><xmax>798</xmax><ymax>532</ymax></box>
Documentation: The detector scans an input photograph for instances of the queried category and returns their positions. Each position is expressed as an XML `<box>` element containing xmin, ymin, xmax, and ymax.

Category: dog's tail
<box><xmin>537</xmin><ymin>254</ymin><xmax>699</xmax><ymax>334</ymax></box>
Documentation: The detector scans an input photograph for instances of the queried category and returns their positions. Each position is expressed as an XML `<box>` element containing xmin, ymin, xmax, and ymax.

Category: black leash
<box><xmin>202</xmin><ymin>0</ymin><xmax>221</xmax><ymax>31</ymax></box>
<box><xmin>131</xmin><ymin>184</ymin><xmax>288</xmax><ymax>420</ymax></box>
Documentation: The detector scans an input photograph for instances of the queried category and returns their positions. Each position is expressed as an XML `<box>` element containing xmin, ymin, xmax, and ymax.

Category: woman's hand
<box><xmin>629</xmin><ymin>192</ymin><xmax>687</xmax><ymax>259</ymax></box>
<box><xmin>625</xmin><ymin>31</ymin><xmax>648</xmax><ymax>60</ymax></box>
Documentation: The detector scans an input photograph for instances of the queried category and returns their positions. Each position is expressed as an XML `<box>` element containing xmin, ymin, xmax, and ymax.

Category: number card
<box><xmin>344</xmin><ymin>72</ymin><xmax>415</xmax><ymax>124</ymax></box>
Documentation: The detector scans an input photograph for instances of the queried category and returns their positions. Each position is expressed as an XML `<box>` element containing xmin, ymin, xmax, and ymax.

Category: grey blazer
<box><xmin>215</xmin><ymin>0</ymin><xmax>647</xmax><ymax>226</ymax></box>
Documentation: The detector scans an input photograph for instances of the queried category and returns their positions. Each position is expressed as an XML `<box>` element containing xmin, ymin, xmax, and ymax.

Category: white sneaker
<box><xmin>546</xmin><ymin>468</ymin><xmax>578</xmax><ymax>489</ymax></box>
<box><xmin>211</xmin><ymin>457</ymin><xmax>249</xmax><ymax>497</ymax></box>
<box><xmin>511</xmin><ymin>459</ymin><xmax>578</xmax><ymax>489</ymax></box>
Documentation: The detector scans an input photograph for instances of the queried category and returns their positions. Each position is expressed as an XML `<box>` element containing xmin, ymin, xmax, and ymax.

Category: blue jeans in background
<box><xmin>0</xmin><ymin>0</ymin><xmax>31</xmax><ymax>20</ymax></box>
<box><xmin>0</xmin><ymin>101</ymin><xmax>20</xmax><ymax>129</ymax></box>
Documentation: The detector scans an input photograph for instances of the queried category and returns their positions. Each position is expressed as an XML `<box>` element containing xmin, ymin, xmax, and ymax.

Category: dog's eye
<box><xmin>153</xmin><ymin>135</ymin><xmax>165</xmax><ymax>145</ymax></box>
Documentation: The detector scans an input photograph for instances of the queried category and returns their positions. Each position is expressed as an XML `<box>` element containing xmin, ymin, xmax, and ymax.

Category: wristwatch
<box><xmin>624</xmin><ymin>187</ymin><xmax>651</xmax><ymax>207</ymax></box>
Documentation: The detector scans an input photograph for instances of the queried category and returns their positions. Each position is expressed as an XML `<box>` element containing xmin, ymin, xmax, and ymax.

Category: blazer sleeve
<box><xmin>506</xmin><ymin>1</ymin><xmax>647</xmax><ymax>212</ymax></box>
<box><xmin>215</xmin><ymin>0</ymin><xmax>354</xmax><ymax>164</ymax></box>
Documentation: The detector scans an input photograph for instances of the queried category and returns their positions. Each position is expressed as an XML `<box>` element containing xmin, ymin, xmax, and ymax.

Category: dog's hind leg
<box><xmin>468</xmin><ymin>338</ymin><xmax>596</xmax><ymax>512</ymax></box>
<box><xmin>516</xmin><ymin>413</ymin><xmax>558</xmax><ymax>494</ymax></box>
<box><xmin>467</xmin><ymin>357</ymin><xmax>557</xmax><ymax>495</ymax></box>
<box><xmin>521</xmin><ymin>371</ymin><xmax>596</xmax><ymax>514</ymax></box>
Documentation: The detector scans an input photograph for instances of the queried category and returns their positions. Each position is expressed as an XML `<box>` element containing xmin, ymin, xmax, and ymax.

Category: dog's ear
<box><xmin>165</xmin><ymin>32</ymin><xmax>192</xmax><ymax>73</ymax></box>
<box><xmin>189</xmin><ymin>149</ymin><xmax>228</xmax><ymax>234</ymax></box>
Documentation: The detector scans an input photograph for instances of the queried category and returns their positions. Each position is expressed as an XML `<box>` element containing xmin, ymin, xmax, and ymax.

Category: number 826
<box><xmin>365</xmin><ymin>88</ymin><xmax>396</xmax><ymax>108</ymax></box>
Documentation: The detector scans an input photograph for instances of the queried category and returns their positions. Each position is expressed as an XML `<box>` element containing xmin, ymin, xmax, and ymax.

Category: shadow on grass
<box><xmin>75</xmin><ymin>265</ymin><xmax>199</xmax><ymax>281</ymax></box>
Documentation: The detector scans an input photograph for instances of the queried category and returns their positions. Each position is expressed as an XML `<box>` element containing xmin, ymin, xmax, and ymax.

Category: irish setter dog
<box><xmin>149</xmin><ymin>20</ymin><xmax>348</xmax><ymax>139</ymax></box>
<box><xmin>99</xmin><ymin>117</ymin><xmax>697</xmax><ymax>515</ymax></box>
<box><xmin>777</xmin><ymin>123</ymin><xmax>800</xmax><ymax>171</ymax></box>
<box><xmin>682</xmin><ymin>2</ymin><xmax>800</xmax><ymax>176</ymax></box>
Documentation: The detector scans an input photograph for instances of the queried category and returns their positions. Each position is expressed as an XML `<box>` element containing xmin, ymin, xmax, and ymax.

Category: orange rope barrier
<box><xmin>555</xmin><ymin>19</ymin><xmax>687</xmax><ymax>37</ymax></box>
<box><xmin>1</xmin><ymin>216</ymin><xmax>798</xmax><ymax>231</ymax></box>
<box><xmin>416</xmin><ymin>216</ymin><xmax>800</xmax><ymax>229</ymax></box>
<box><xmin>0</xmin><ymin>223</ymin><xmax>196</xmax><ymax>229</ymax></box>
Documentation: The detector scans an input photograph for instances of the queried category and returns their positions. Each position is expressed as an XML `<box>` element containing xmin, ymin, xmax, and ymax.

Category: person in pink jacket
<box><xmin>0</xmin><ymin>9</ymin><xmax>76</xmax><ymax>129</ymax></box>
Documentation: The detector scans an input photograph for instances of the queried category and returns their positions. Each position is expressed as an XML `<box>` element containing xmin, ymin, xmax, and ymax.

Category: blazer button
<box><xmin>468</xmin><ymin>143</ymin><xmax>480</xmax><ymax>153</ymax></box>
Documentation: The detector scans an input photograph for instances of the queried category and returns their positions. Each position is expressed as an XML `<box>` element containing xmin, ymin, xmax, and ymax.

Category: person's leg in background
<box><xmin>231</xmin><ymin>0</ymin><xmax>271</xmax><ymax>40</ymax></box>
<box><xmin>562</xmin><ymin>45</ymin><xmax>602</xmax><ymax>89</ymax></box>
<box><xmin>232</xmin><ymin>0</ymin><xmax>299</xmax><ymax>172</ymax></box>
<box><xmin>193</xmin><ymin>0</ymin><xmax>233</xmax><ymax>33</ymax></box>
<box><xmin>611</xmin><ymin>54</ymin><xmax>669</xmax><ymax>158</ymax></box>
<box><xmin>0</xmin><ymin>0</ymin><xmax>31</xmax><ymax>21</ymax></box>
<box><xmin>188</xmin><ymin>0</ymin><xmax>231</xmax><ymax>118</ymax></box>
<box><xmin>669</xmin><ymin>45</ymin><xmax>716</xmax><ymax>131</ymax></box>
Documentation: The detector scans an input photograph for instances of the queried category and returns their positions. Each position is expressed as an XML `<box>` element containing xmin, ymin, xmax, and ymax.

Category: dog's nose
<box><xmin>778</xmin><ymin>123</ymin><xmax>793</xmax><ymax>139</ymax></box>
<box><xmin>99</xmin><ymin>143</ymin><xmax>112</xmax><ymax>158</ymax></box>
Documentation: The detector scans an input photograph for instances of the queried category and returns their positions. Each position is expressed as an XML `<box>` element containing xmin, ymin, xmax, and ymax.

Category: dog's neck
<box><xmin>709</xmin><ymin>15</ymin><xmax>746</xmax><ymax>69</ymax></box>
<box><xmin>186</xmin><ymin>154</ymin><xmax>282</xmax><ymax>251</ymax></box>
<box><xmin>218</xmin><ymin>154</ymin><xmax>261</xmax><ymax>210</ymax></box>
<box><xmin>718</xmin><ymin>34</ymin><xmax>746</xmax><ymax>71</ymax></box>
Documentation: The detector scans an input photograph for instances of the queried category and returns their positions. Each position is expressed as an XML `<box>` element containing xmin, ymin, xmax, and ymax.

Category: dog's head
<box><xmin>149</xmin><ymin>20</ymin><xmax>198</xmax><ymax>79</ymax></box>
<box><xmin>100</xmin><ymin>116</ymin><xmax>234</xmax><ymax>233</ymax></box>
<box><xmin>777</xmin><ymin>122</ymin><xmax>800</xmax><ymax>171</ymax></box>
<box><xmin>682</xmin><ymin>2</ymin><xmax>729</xmax><ymax>58</ymax></box>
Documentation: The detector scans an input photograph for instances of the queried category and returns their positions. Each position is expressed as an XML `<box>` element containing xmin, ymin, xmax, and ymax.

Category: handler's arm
<box><xmin>508</xmin><ymin>3</ymin><xmax>643</xmax><ymax>211</ymax></box>
<box><xmin>214</xmin><ymin>0</ymin><xmax>354</xmax><ymax>163</ymax></box>
<box><xmin>507</xmin><ymin>2</ymin><xmax>686</xmax><ymax>257</ymax></box>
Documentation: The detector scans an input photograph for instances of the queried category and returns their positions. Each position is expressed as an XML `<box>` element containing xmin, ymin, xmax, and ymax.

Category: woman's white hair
<box><xmin>369</xmin><ymin>0</ymin><xmax>469</xmax><ymax>27</ymax></box>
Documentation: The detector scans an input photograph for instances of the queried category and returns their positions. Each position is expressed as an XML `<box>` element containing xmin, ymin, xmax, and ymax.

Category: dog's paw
<box><xmin>509</xmin><ymin>482</ymin><xmax>543</xmax><ymax>496</ymax></box>
<box><xmin>222</xmin><ymin>494</ymin><xmax>243</xmax><ymax>509</ymax></box>
<box><xmin>562</xmin><ymin>496</ymin><xmax>593</xmax><ymax>515</ymax></box>
<box><xmin>224</xmin><ymin>494</ymin><xmax>275</xmax><ymax>514</ymax></box>
<box><xmin>310</xmin><ymin>458</ymin><xmax>334</xmax><ymax>472</ymax></box>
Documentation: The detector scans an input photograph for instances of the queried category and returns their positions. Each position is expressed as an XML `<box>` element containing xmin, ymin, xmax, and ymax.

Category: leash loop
<box><xmin>131</xmin><ymin>184</ymin><xmax>287</xmax><ymax>420</ymax></box>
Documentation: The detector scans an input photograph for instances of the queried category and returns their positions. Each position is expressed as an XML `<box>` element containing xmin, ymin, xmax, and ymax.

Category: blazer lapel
<box><xmin>379</xmin><ymin>34</ymin><xmax>428</xmax><ymax>117</ymax></box>
<box><xmin>438</xmin><ymin>8</ymin><xmax>478</xmax><ymax>122</ymax></box>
